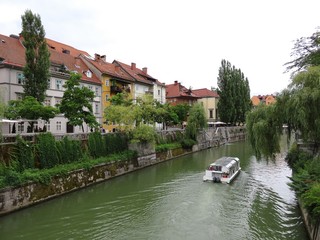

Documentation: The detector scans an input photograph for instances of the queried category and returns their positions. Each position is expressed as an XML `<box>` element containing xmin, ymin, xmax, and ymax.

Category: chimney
<box><xmin>101</xmin><ymin>55</ymin><xmax>106</xmax><ymax>62</ymax></box>
<box><xmin>174</xmin><ymin>80</ymin><xmax>178</xmax><ymax>85</ymax></box>
<box><xmin>9</xmin><ymin>34</ymin><xmax>19</xmax><ymax>39</ymax></box>
<box><xmin>94</xmin><ymin>53</ymin><xmax>101</xmax><ymax>61</ymax></box>
<box><xmin>142</xmin><ymin>67</ymin><xmax>148</xmax><ymax>74</ymax></box>
<box><xmin>131</xmin><ymin>62</ymin><xmax>136</xmax><ymax>70</ymax></box>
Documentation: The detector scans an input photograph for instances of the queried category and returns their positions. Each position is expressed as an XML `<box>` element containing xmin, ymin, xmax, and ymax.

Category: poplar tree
<box><xmin>21</xmin><ymin>10</ymin><xmax>50</xmax><ymax>103</ymax></box>
<box><xmin>217</xmin><ymin>59</ymin><xmax>251</xmax><ymax>125</ymax></box>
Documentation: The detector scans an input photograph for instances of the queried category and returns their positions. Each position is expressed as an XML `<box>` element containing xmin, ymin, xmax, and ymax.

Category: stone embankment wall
<box><xmin>0</xmin><ymin>127</ymin><xmax>243</xmax><ymax>216</ymax></box>
<box><xmin>299</xmin><ymin>200</ymin><xmax>320</xmax><ymax>240</ymax></box>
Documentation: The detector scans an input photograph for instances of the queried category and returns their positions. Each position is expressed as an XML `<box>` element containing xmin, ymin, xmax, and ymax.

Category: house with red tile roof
<box><xmin>113</xmin><ymin>60</ymin><xmax>166</xmax><ymax>104</ymax></box>
<box><xmin>193</xmin><ymin>88</ymin><xmax>219</xmax><ymax>123</ymax></box>
<box><xmin>0</xmin><ymin>33</ymin><xmax>102</xmax><ymax>134</ymax></box>
<box><xmin>80</xmin><ymin>54</ymin><xmax>135</xmax><ymax>132</ymax></box>
<box><xmin>251</xmin><ymin>94</ymin><xmax>276</xmax><ymax>107</ymax></box>
<box><xmin>165</xmin><ymin>81</ymin><xmax>199</xmax><ymax>106</ymax></box>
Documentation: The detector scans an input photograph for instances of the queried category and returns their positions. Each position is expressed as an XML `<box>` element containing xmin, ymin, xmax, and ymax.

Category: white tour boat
<box><xmin>203</xmin><ymin>156</ymin><xmax>241</xmax><ymax>183</ymax></box>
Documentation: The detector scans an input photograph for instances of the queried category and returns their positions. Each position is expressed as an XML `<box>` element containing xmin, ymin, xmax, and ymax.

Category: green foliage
<box><xmin>172</xmin><ymin>104</ymin><xmax>190</xmax><ymax>126</ymax></box>
<box><xmin>88</xmin><ymin>132</ymin><xmax>106</xmax><ymax>158</ymax></box>
<box><xmin>58</xmin><ymin>73</ymin><xmax>99</xmax><ymax>130</ymax></box>
<box><xmin>104</xmin><ymin>133</ymin><xmax>128</xmax><ymax>154</ymax></box>
<box><xmin>0</xmin><ymin>150</ymin><xmax>137</xmax><ymax>189</ymax></box>
<box><xmin>246</xmin><ymin>104</ymin><xmax>283</xmax><ymax>159</ymax></box>
<box><xmin>180</xmin><ymin>138</ymin><xmax>196</xmax><ymax>149</ymax></box>
<box><xmin>36</xmin><ymin>132</ymin><xmax>58</xmax><ymax>168</ymax></box>
<box><xmin>285</xmin><ymin>29</ymin><xmax>320</xmax><ymax>74</ymax></box>
<box><xmin>4</xmin><ymin>97</ymin><xmax>58</xmax><ymax>132</ymax></box>
<box><xmin>131</xmin><ymin>124</ymin><xmax>156</xmax><ymax>143</ymax></box>
<box><xmin>285</xmin><ymin>66</ymin><xmax>320</xmax><ymax>146</ymax></box>
<box><xmin>21</xmin><ymin>10</ymin><xmax>50</xmax><ymax>103</ymax></box>
<box><xmin>287</xmin><ymin>144</ymin><xmax>320</xmax><ymax>221</ymax></box>
<box><xmin>301</xmin><ymin>183</ymin><xmax>320</xmax><ymax>220</ymax></box>
<box><xmin>56</xmin><ymin>136</ymin><xmax>83</xmax><ymax>164</ymax></box>
<box><xmin>217</xmin><ymin>59</ymin><xmax>252</xmax><ymax>125</ymax></box>
<box><xmin>109</xmin><ymin>92</ymin><xmax>132</xmax><ymax>106</ymax></box>
<box><xmin>185</xmin><ymin>103</ymin><xmax>207</xmax><ymax>140</ymax></box>
<box><xmin>285</xmin><ymin>143</ymin><xmax>313</xmax><ymax>169</ymax></box>
<box><xmin>13</xmin><ymin>136</ymin><xmax>34</xmax><ymax>172</ymax></box>
<box><xmin>155</xmin><ymin>142</ymin><xmax>181</xmax><ymax>153</ymax></box>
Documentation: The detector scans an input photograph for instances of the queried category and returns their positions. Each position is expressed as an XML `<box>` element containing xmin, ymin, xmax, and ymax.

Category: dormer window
<box><xmin>85</xmin><ymin>70</ymin><xmax>92</xmax><ymax>78</ymax></box>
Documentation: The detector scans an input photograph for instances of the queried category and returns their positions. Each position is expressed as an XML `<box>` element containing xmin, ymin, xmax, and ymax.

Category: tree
<box><xmin>21</xmin><ymin>10</ymin><xmax>50</xmax><ymax>103</ymax></box>
<box><xmin>246</xmin><ymin>104</ymin><xmax>283</xmax><ymax>158</ymax></box>
<box><xmin>153</xmin><ymin>103</ymin><xmax>179</xmax><ymax>130</ymax></box>
<box><xmin>217</xmin><ymin>59</ymin><xmax>251</xmax><ymax>125</ymax></box>
<box><xmin>285</xmin><ymin>28</ymin><xmax>320</xmax><ymax>74</ymax></box>
<box><xmin>172</xmin><ymin>104</ymin><xmax>191</xmax><ymax>127</ymax></box>
<box><xmin>246</xmin><ymin>65</ymin><xmax>320</xmax><ymax>157</ymax></box>
<box><xmin>4</xmin><ymin>96</ymin><xmax>58</xmax><ymax>132</ymax></box>
<box><xmin>185</xmin><ymin>103</ymin><xmax>207</xmax><ymax>140</ymax></box>
<box><xmin>58</xmin><ymin>73</ymin><xmax>98</xmax><ymax>132</ymax></box>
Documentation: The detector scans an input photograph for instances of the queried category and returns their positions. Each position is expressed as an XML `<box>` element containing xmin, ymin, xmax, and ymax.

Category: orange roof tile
<box><xmin>166</xmin><ymin>81</ymin><xmax>199</xmax><ymax>99</ymax></box>
<box><xmin>82</xmin><ymin>56</ymin><xmax>134</xmax><ymax>82</ymax></box>
<box><xmin>46</xmin><ymin>38</ymin><xmax>90</xmax><ymax>58</ymax></box>
<box><xmin>193</xmin><ymin>88</ymin><xmax>219</xmax><ymax>98</ymax></box>
<box><xmin>0</xmin><ymin>34</ymin><xmax>25</xmax><ymax>67</ymax></box>
<box><xmin>0</xmin><ymin>34</ymin><xmax>100</xmax><ymax>85</ymax></box>
<box><xmin>113</xmin><ymin>60</ymin><xmax>156</xmax><ymax>85</ymax></box>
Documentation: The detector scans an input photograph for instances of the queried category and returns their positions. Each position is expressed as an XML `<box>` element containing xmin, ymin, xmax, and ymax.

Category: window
<box><xmin>56</xmin><ymin>79</ymin><xmax>63</xmax><ymax>90</ymax></box>
<box><xmin>45</xmin><ymin>121</ymin><xmax>51</xmax><ymax>131</ymax></box>
<box><xmin>56</xmin><ymin>121</ymin><xmax>62</xmax><ymax>131</ymax></box>
<box><xmin>88</xmin><ymin>85</ymin><xmax>93</xmax><ymax>91</ymax></box>
<box><xmin>17</xmin><ymin>72</ymin><xmax>25</xmax><ymax>84</ymax></box>
<box><xmin>16</xmin><ymin>94</ymin><xmax>23</xmax><ymax>100</ymax></box>
<box><xmin>105</xmin><ymin>80</ymin><xmax>109</xmax><ymax>86</ymax></box>
<box><xmin>18</xmin><ymin>123</ymin><xmax>24</xmax><ymax>132</ymax></box>
<box><xmin>95</xmin><ymin>87</ymin><xmax>100</xmax><ymax>96</ymax></box>
<box><xmin>158</xmin><ymin>89</ymin><xmax>160</xmax><ymax>96</ymax></box>
<box><xmin>86</xmin><ymin>70</ymin><xmax>92</xmax><ymax>78</ymax></box>
<box><xmin>47</xmin><ymin>79</ymin><xmax>51</xmax><ymax>89</ymax></box>
<box><xmin>105</xmin><ymin>94</ymin><xmax>109</xmax><ymax>102</ymax></box>
<box><xmin>209</xmin><ymin>109</ymin><xmax>213</xmax><ymax>119</ymax></box>
<box><xmin>95</xmin><ymin>104</ymin><xmax>99</xmax><ymax>114</ymax></box>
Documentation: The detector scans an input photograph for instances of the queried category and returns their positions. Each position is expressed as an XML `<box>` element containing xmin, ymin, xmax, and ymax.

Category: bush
<box><xmin>13</xmin><ymin>136</ymin><xmax>34</xmax><ymax>172</ymax></box>
<box><xmin>155</xmin><ymin>142</ymin><xmax>181</xmax><ymax>153</ymax></box>
<box><xmin>88</xmin><ymin>132</ymin><xmax>105</xmax><ymax>158</ymax></box>
<box><xmin>36</xmin><ymin>133</ymin><xmax>58</xmax><ymax>169</ymax></box>
<box><xmin>104</xmin><ymin>133</ymin><xmax>128</xmax><ymax>154</ymax></box>
<box><xmin>56</xmin><ymin>136</ymin><xmax>83</xmax><ymax>164</ymax></box>
<box><xmin>180</xmin><ymin>138</ymin><xmax>196</xmax><ymax>149</ymax></box>
<box><xmin>131</xmin><ymin>125</ymin><xmax>156</xmax><ymax>143</ymax></box>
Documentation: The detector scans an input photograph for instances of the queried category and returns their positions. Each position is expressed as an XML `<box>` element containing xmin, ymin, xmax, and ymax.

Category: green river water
<box><xmin>0</xmin><ymin>140</ymin><xmax>309</xmax><ymax>240</ymax></box>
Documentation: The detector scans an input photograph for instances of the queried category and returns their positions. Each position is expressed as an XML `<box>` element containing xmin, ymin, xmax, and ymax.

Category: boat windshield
<box><xmin>208</xmin><ymin>165</ymin><xmax>222</xmax><ymax>171</ymax></box>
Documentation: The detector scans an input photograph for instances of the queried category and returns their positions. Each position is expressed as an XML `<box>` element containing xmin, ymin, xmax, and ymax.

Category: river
<box><xmin>0</xmin><ymin>140</ymin><xmax>309</xmax><ymax>240</ymax></box>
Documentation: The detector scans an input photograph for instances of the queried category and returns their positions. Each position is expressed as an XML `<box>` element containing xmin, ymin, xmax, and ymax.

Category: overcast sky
<box><xmin>1</xmin><ymin>0</ymin><xmax>319</xmax><ymax>96</ymax></box>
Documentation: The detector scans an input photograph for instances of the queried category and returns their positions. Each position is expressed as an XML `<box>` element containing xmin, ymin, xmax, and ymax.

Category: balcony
<box><xmin>110</xmin><ymin>86</ymin><xmax>122</xmax><ymax>93</ymax></box>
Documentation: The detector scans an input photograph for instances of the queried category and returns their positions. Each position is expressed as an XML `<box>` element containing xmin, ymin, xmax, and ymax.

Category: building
<box><xmin>80</xmin><ymin>54</ymin><xmax>134</xmax><ymax>132</ymax></box>
<box><xmin>165</xmin><ymin>81</ymin><xmax>199</xmax><ymax>106</ymax></box>
<box><xmin>251</xmin><ymin>94</ymin><xmax>276</xmax><ymax>107</ymax></box>
<box><xmin>0</xmin><ymin>33</ymin><xmax>102</xmax><ymax>134</ymax></box>
<box><xmin>113</xmin><ymin>61</ymin><xmax>166</xmax><ymax>104</ymax></box>
<box><xmin>193</xmin><ymin>88</ymin><xmax>219</xmax><ymax>123</ymax></box>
